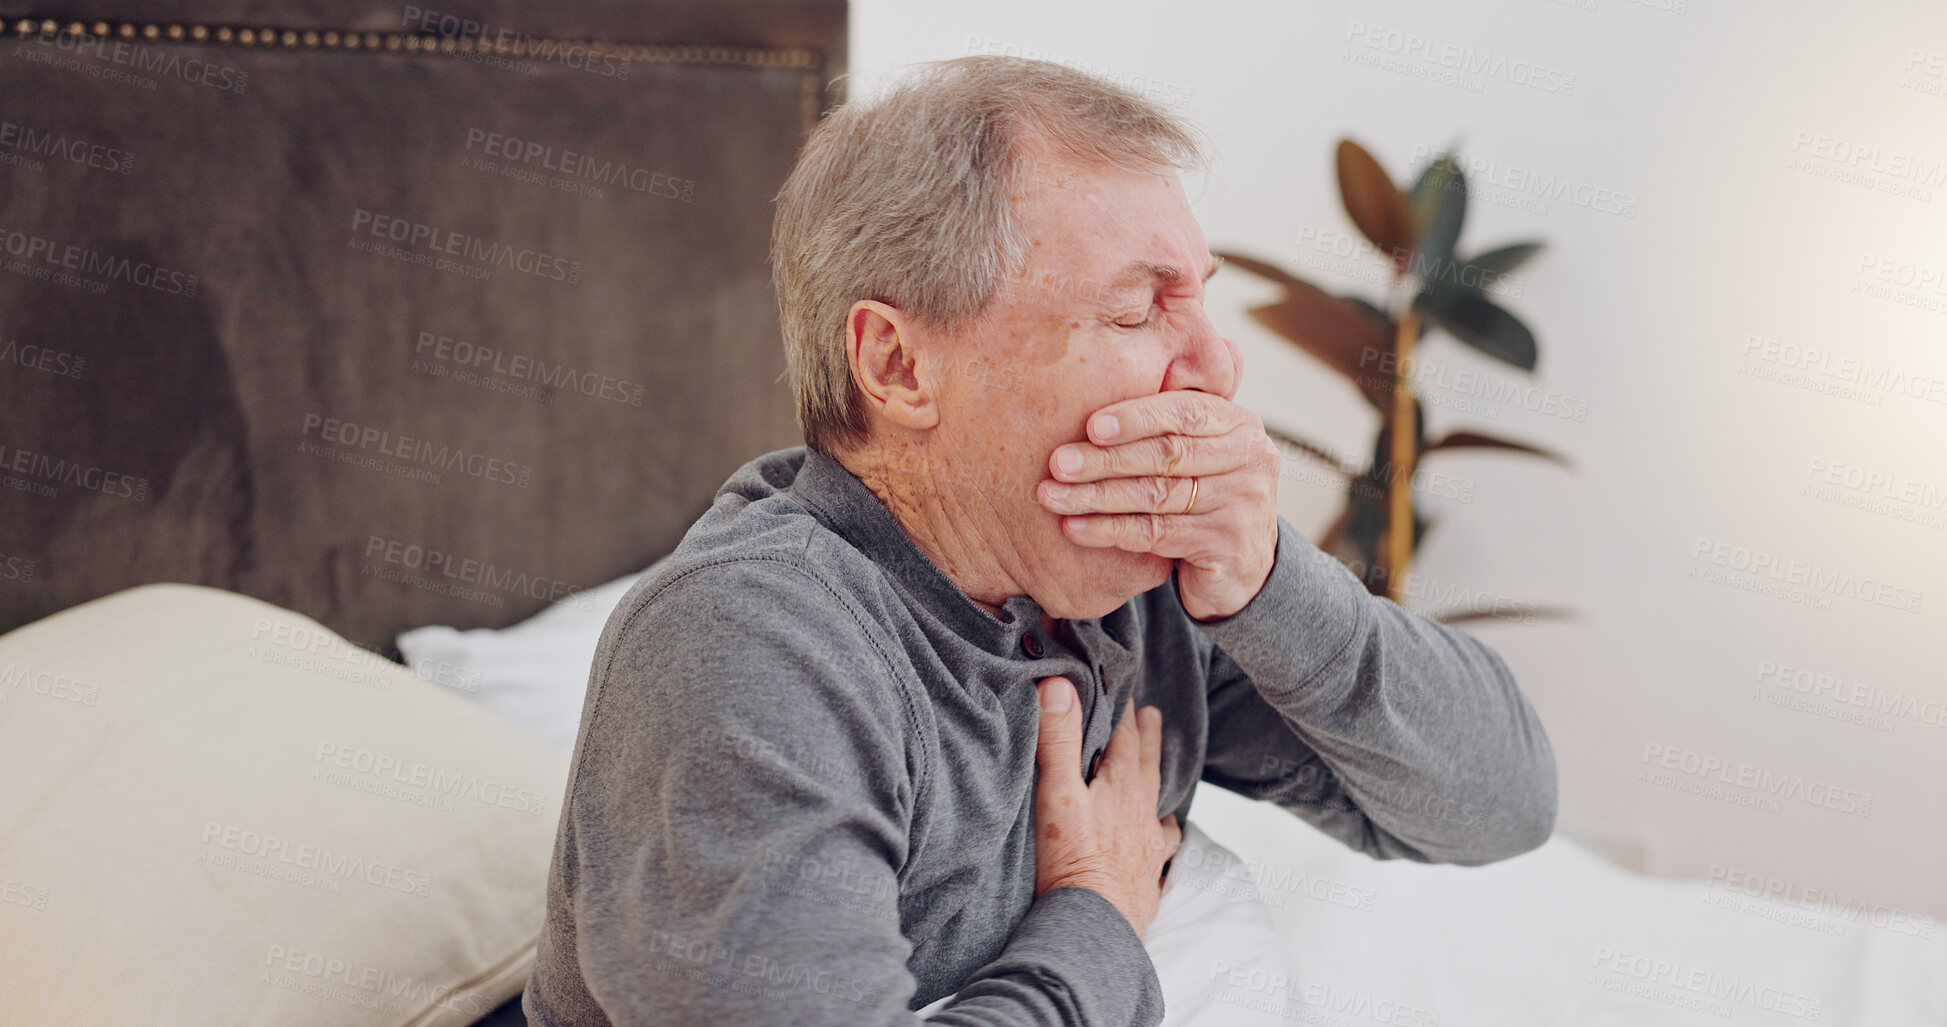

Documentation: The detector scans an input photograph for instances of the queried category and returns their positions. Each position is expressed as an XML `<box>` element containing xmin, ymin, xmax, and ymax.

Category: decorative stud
<box><xmin>0</xmin><ymin>18</ymin><xmax>807</xmax><ymax>69</ymax></box>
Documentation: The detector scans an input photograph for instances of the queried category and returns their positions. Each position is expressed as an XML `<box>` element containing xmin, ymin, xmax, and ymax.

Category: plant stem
<box><xmin>1385</xmin><ymin>308</ymin><xmax>1420</xmax><ymax>602</ymax></box>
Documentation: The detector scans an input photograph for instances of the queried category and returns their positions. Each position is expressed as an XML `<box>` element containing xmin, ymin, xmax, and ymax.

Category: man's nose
<box><xmin>1161</xmin><ymin>306</ymin><xmax>1241</xmax><ymax>400</ymax></box>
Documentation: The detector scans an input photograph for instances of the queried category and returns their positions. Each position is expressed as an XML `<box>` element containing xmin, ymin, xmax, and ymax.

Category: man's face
<box><xmin>926</xmin><ymin>143</ymin><xmax>1243</xmax><ymax>620</ymax></box>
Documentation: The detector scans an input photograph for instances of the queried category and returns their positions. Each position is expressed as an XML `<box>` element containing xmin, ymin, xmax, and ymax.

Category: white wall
<box><xmin>852</xmin><ymin>0</ymin><xmax>1947</xmax><ymax>918</ymax></box>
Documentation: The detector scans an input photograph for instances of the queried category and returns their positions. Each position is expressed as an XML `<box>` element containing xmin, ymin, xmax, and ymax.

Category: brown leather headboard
<box><xmin>0</xmin><ymin>0</ymin><xmax>843</xmax><ymax>650</ymax></box>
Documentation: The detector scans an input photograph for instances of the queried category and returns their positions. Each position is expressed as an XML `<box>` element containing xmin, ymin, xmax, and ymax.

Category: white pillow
<box><xmin>0</xmin><ymin>584</ymin><xmax>569</xmax><ymax>1026</ymax></box>
<box><xmin>396</xmin><ymin>560</ymin><xmax>661</xmax><ymax>754</ymax></box>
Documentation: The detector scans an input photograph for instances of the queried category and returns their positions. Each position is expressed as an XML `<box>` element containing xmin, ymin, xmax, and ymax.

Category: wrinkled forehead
<box><xmin>1006</xmin><ymin>148</ymin><xmax>1211</xmax><ymax>306</ymax></box>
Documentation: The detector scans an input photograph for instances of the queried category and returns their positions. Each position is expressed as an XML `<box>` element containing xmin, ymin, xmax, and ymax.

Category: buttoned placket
<box><xmin>1019</xmin><ymin>618</ymin><xmax>1118</xmax><ymax>783</ymax></box>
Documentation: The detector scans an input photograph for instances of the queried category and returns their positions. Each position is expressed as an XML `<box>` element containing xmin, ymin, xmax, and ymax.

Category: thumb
<box><xmin>1034</xmin><ymin>676</ymin><xmax>1084</xmax><ymax>791</ymax></box>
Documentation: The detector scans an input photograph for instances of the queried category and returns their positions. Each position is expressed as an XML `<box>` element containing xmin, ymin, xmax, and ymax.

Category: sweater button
<box><xmin>1020</xmin><ymin>632</ymin><xmax>1044</xmax><ymax>658</ymax></box>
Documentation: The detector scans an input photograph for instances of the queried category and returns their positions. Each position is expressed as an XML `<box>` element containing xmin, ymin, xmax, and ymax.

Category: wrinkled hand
<box><xmin>1037</xmin><ymin>391</ymin><xmax>1281</xmax><ymax>620</ymax></box>
<box><xmin>1031</xmin><ymin>676</ymin><xmax>1180</xmax><ymax>941</ymax></box>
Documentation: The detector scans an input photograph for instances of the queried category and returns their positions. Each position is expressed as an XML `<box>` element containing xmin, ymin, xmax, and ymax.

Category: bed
<box><xmin>11</xmin><ymin>571</ymin><xmax>1942</xmax><ymax>1025</ymax></box>
<box><xmin>6</xmin><ymin>1</ymin><xmax>1944</xmax><ymax>1023</ymax></box>
<box><xmin>403</xmin><ymin>573</ymin><xmax>1947</xmax><ymax>1026</ymax></box>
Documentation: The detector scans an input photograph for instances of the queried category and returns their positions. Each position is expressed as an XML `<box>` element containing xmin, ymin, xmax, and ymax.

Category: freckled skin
<box><xmin>841</xmin><ymin>136</ymin><xmax>1242</xmax><ymax>623</ymax></box>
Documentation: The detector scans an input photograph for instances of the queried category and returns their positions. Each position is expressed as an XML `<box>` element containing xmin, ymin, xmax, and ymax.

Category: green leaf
<box><xmin>1335</xmin><ymin>140</ymin><xmax>1415</xmax><ymax>270</ymax></box>
<box><xmin>1211</xmin><ymin>250</ymin><xmax>1311</xmax><ymax>292</ymax></box>
<box><xmin>1463</xmin><ymin>241</ymin><xmax>1543</xmax><ymax>283</ymax></box>
<box><xmin>1265</xmin><ymin>425</ymin><xmax>1354</xmax><ymax>474</ymax></box>
<box><xmin>1409</xmin><ymin>155</ymin><xmax>1467</xmax><ymax>275</ymax></box>
<box><xmin>1318</xmin><ymin>505</ymin><xmax>1352</xmax><ymax>559</ymax></box>
<box><xmin>1425</xmin><ymin>431</ymin><xmax>1571</xmax><ymax>468</ymax></box>
<box><xmin>1214</xmin><ymin>250</ymin><xmax>1397</xmax><ymax>408</ymax></box>
<box><xmin>1431</xmin><ymin>602</ymin><xmax>1577</xmax><ymax>626</ymax></box>
<box><xmin>1341</xmin><ymin>293</ymin><xmax>1428</xmax><ymax>340</ymax></box>
<box><xmin>1340</xmin><ymin>483</ymin><xmax>1389</xmax><ymax>594</ymax></box>
<box><xmin>1413</xmin><ymin>284</ymin><xmax>1538</xmax><ymax>370</ymax></box>
<box><xmin>1339</xmin><ymin>294</ymin><xmax>1390</xmax><ymax>326</ymax></box>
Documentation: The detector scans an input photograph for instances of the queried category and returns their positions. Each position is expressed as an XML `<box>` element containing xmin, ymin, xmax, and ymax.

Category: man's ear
<box><xmin>847</xmin><ymin>300</ymin><xmax>940</xmax><ymax>432</ymax></box>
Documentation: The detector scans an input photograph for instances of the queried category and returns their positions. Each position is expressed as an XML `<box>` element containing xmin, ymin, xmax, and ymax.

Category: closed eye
<box><xmin>1112</xmin><ymin>302</ymin><xmax>1159</xmax><ymax>330</ymax></box>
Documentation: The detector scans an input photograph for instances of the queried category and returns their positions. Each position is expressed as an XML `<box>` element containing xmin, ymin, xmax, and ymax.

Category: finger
<box><xmin>1039</xmin><ymin>472</ymin><xmax>1211</xmax><ymax>517</ymax></box>
<box><xmin>1160</xmin><ymin>813</ymin><xmax>1183</xmax><ymax>859</ymax></box>
<box><xmin>1061</xmin><ymin>511</ymin><xmax>1212</xmax><ymax>557</ymax></box>
<box><xmin>1032</xmin><ymin>677</ymin><xmax>1085</xmax><ymax>802</ymax></box>
<box><xmin>1051</xmin><ymin>427</ymin><xmax>1256</xmax><ymax>484</ymax></box>
<box><xmin>1101</xmin><ymin>698</ymin><xmax>1141</xmax><ymax>779</ymax></box>
<box><xmin>1137</xmin><ymin>705</ymin><xmax>1163</xmax><ymax>795</ymax></box>
<box><xmin>1086</xmin><ymin>389</ymin><xmax>1245</xmax><ymax>447</ymax></box>
<box><xmin>1049</xmin><ymin>431</ymin><xmax>1244</xmax><ymax>485</ymax></box>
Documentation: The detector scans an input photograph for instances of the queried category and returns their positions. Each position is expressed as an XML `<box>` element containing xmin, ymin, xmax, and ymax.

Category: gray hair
<box><xmin>770</xmin><ymin>55</ymin><xmax>1207</xmax><ymax>456</ymax></box>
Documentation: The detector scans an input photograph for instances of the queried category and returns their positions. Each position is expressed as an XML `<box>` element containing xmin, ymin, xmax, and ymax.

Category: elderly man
<box><xmin>524</xmin><ymin>55</ymin><xmax>1556</xmax><ymax>1027</ymax></box>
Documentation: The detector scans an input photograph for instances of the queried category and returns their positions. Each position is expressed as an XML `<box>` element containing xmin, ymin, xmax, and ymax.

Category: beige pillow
<box><xmin>0</xmin><ymin>584</ymin><xmax>569</xmax><ymax>1026</ymax></box>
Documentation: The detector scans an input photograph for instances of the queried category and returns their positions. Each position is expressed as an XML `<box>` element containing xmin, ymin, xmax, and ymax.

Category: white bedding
<box><xmin>1179</xmin><ymin>784</ymin><xmax>1947</xmax><ymax>1026</ymax></box>
<box><xmin>926</xmin><ymin>787</ymin><xmax>1947</xmax><ymax>1026</ymax></box>
<box><xmin>398</xmin><ymin>567</ymin><xmax>654</xmax><ymax>754</ymax></box>
<box><xmin>400</xmin><ymin>582</ymin><xmax>1947</xmax><ymax>1025</ymax></box>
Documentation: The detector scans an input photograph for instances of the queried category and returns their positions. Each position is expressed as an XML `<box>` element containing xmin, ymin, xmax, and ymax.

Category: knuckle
<box><xmin>1157</xmin><ymin>433</ymin><xmax>1189</xmax><ymax>473</ymax></box>
<box><xmin>1258</xmin><ymin>436</ymin><xmax>1281</xmax><ymax>470</ymax></box>
<box><xmin>1178</xmin><ymin>398</ymin><xmax>1212</xmax><ymax>433</ymax></box>
<box><xmin>1143</xmin><ymin>476</ymin><xmax>1173</xmax><ymax>508</ymax></box>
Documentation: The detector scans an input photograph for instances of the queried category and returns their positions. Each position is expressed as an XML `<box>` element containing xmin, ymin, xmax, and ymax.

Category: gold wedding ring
<box><xmin>1182</xmin><ymin>476</ymin><xmax>1200</xmax><ymax>515</ymax></box>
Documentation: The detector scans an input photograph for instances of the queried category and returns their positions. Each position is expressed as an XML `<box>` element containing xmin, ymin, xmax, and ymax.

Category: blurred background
<box><xmin>848</xmin><ymin>0</ymin><xmax>1947</xmax><ymax>919</ymax></box>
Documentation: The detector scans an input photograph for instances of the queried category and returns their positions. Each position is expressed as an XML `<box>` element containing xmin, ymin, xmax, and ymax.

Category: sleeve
<box><xmin>556</xmin><ymin>557</ymin><xmax>1164</xmax><ymax>1026</ymax></box>
<box><xmin>1191</xmin><ymin>518</ymin><xmax>1558</xmax><ymax>865</ymax></box>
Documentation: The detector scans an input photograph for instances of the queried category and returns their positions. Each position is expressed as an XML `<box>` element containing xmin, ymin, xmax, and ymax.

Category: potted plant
<box><xmin>1218</xmin><ymin>139</ymin><xmax>1567</xmax><ymax>622</ymax></box>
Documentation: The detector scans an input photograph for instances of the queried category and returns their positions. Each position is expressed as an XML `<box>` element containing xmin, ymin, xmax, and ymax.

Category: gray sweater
<box><xmin>523</xmin><ymin>445</ymin><xmax>1556</xmax><ymax>1027</ymax></box>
